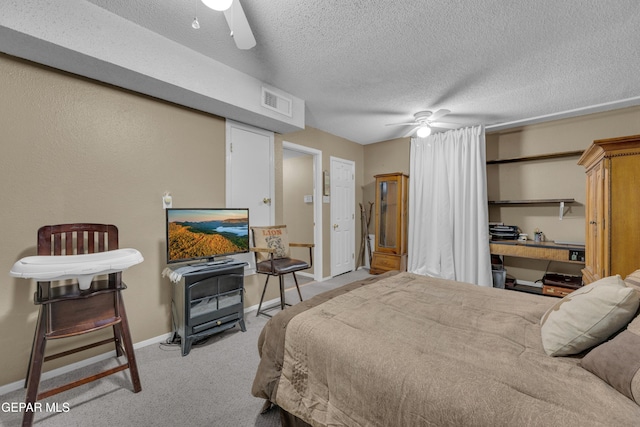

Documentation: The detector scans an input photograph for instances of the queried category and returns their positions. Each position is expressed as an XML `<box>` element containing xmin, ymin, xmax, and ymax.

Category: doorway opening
<box><xmin>282</xmin><ymin>142</ymin><xmax>323</xmax><ymax>282</ymax></box>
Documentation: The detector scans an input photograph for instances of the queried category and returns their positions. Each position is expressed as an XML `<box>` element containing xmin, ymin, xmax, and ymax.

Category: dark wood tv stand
<box><xmin>168</xmin><ymin>261</ymin><xmax>246</xmax><ymax>356</ymax></box>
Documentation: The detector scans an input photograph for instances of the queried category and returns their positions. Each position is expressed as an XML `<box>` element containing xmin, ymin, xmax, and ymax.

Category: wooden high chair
<box><xmin>22</xmin><ymin>224</ymin><xmax>141</xmax><ymax>427</ymax></box>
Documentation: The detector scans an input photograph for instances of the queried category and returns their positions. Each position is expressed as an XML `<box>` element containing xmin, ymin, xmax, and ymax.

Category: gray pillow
<box><xmin>624</xmin><ymin>269</ymin><xmax>640</xmax><ymax>293</ymax></box>
<box><xmin>581</xmin><ymin>315</ymin><xmax>640</xmax><ymax>404</ymax></box>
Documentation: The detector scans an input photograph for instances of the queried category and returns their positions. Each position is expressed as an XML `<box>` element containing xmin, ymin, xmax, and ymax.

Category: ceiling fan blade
<box><xmin>403</xmin><ymin>125</ymin><xmax>420</xmax><ymax>138</ymax></box>
<box><xmin>429</xmin><ymin>109</ymin><xmax>451</xmax><ymax>122</ymax></box>
<box><xmin>223</xmin><ymin>0</ymin><xmax>256</xmax><ymax>50</ymax></box>
<box><xmin>431</xmin><ymin>122</ymin><xmax>459</xmax><ymax>129</ymax></box>
<box><xmin>385</xmin><ymin>122</ymin><xmax>418</xmax><ymax>127</ymax></box>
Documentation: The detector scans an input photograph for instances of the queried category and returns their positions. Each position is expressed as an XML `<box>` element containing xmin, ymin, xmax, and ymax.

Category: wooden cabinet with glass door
<box><xmin>370</xmin><ymin>173</ymin><xmax>409</xmax><ymax>274</ymax></box>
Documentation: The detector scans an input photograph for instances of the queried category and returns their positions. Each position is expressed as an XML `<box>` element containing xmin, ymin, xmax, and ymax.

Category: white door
<box><xmin>330</xmin><ymin>156</ymin><xmax>355</xmax><ymax>276</ymax></box>
<box><xmin>226</xmin><ymin>120</ymin><xmax>274</xmax><ymax>270</ymax></box>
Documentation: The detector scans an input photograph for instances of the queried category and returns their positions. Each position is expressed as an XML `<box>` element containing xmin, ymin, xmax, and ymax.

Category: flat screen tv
<box><xmin>166</xmin><ymin>208</ymin><xmax>250</xmax><ymax>265</ymax></box>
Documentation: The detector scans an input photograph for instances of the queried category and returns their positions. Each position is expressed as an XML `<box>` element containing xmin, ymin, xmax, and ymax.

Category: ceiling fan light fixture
<box><xmin>417</xmin><ymin>125</ymin><xmax>432</xmax><ymax>138</ymax></box>
<box><xmin>201</xmin><ymin>0</ymin><xmax>233</xmax><ymax>11</ymax></box>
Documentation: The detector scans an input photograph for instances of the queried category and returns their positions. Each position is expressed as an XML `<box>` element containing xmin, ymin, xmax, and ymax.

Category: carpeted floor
<box><xmin>0</xmin><ymin>269</ymin><xmax>372</xmax><ymax>427</ymax></box>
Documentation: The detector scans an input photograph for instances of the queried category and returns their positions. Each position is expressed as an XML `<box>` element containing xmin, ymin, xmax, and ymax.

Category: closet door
<box><xmin>225</xmin><ymin>120</ymin><xmax>274</xmax><ymax>272</ymax></box>
<box><xmin>583</xmin><ymin>162</ymin><xmax>605</xmax><ymax>283</ymax></box>
<box><xmin>597</xmin><ymin>161</ymin><xmax>608</xmax><ymax>279</ymax></box>
<box><xmin>609</xmin><ymin>154</ymin><xmax>640</xmax><ymax>277</ymax></box>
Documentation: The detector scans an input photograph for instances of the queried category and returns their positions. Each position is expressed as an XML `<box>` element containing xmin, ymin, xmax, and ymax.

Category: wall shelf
<box><xmin>486</xmin><ymin>150</ymin><xmax>584</xmax><ymax>165</ymax></box>
<box><xmin>488</xmin><ymin>198</ymin><xmax>575</xmax><ymax>205</ymax></box>
<box><xmin>488</xmin><ymin>199</ymin><xmax>575</xmax><ymax>220</ymax></box>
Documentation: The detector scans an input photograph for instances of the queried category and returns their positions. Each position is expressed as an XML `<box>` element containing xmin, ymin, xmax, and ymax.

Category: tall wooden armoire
<box><xmin>370</xmin><ymin>173</ymin><xmax>409</xmax><ymax>275</ymax></box>
<box><xmin>578</xmin><ymin>134</ymin><xmax>640</xmax><ymax>284</ymax></box>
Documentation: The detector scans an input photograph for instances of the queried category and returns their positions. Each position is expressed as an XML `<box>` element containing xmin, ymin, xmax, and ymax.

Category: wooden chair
<box><xmin>22</xmin><ymin>224</ymin><xmax>141</xmax><ymax>427</ymax></box>
<box><xmin>250</xmin><ymin>225</ymin><xmax>314</xmax><ymax>317</ymax></box>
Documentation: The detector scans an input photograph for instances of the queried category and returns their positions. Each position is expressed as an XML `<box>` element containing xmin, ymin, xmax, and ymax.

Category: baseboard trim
<box><xmin>2</xmin><ymin>270</ymin><xmax>368</xmax><ymax>394</ymax></box>
<box><xmin>244</xmin><ymin>288</ymin><xmax>305</xmax><ymax>314</ymax></box>
<box><xmin>0</xmin><ymin>333</ymin><xmax>172</xmax><ymax>396</ymax></box>
<box><xmin>518</xmin><ymin>279</ymin><xmax>542</xmax><ymax>288</ymax></box>
<box><xmin>244</xmin><ymin>298</ymin><xmax>279</xmax><ymax>314</ymax></box>
<box><xmin>243</xmin><ymin>272</ymin><xmax>327</xmax><ymax>314</ymax></box>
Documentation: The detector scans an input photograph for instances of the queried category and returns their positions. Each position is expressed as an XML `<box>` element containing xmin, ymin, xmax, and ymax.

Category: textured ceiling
<box><xmin>25</xmin><ymin>1</ymin><xmax>640</xmax><ymax>143</ymax></box>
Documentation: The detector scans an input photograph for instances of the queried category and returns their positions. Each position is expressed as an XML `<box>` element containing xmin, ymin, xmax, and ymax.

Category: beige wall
<box><xmin>487</xmin><ymin>106</ymin><xmax>640</xmax><ymax>282</ymax></box>
<box><xmin>276</xmin><ymin>128</ymin><xmax>365</xmax><ymax>278</ymax></box>
<box><xmin>3</xmin><ymin>49</ymin><xmax>639</xmax><ymax>388</ymax></box>
<box><xmin>283</xmin><ymin>154</ymin><xmax>315</xmax><ymax>274</ymax></box>
<box><xmin>364</xmin><ymin>108</ymin><xmax>640</xmax><ymax>282</ymax></box>
<box><xmin>0</xmin><ymin>54</ymin><xmax>364</xmax><ymax>387</ymax></box>
<box><xmin>0</xmin><ymin>54</ymin><xmax>231</xmax><ymax>386</ymax></box>
<box><xmin>362</xmin><ymin>138</ymin><xmax>411</xmax><ymax>233</ymax></box>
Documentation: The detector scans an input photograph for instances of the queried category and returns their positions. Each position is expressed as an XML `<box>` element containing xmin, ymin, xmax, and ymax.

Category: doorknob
<box><xmin>333</xmin><ymin>224</ymin><xmax>339</xmax><ymax>230</ymax></box>
<box><xmin>263</xmin><ymin>197</ymin><xmax>271</xmax><ymax>205</ymax></box>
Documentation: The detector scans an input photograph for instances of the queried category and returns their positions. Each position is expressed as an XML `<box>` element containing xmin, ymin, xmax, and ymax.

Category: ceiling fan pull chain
<box><xmin>192</xmin><ymin>0</ymin><xmax>201</xmax><ymax>29</ymax></box>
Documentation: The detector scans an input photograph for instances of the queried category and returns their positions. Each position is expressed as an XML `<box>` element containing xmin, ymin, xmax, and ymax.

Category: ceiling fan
<box><xmin>386</xmin><ymin>109</ymin><xmax>460</xmax><ymax>138</ymax></box>
<box><xmin>199</xmin><ymin>0</ymin><xmax>256</xmax><ymax>50</ymax></box>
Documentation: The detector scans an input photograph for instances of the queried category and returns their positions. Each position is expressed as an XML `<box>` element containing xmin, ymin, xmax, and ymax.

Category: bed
<box><xmin>252</xmin><ymin>271</ymin><xmax>640</xmax><ymax>426</ymax></box>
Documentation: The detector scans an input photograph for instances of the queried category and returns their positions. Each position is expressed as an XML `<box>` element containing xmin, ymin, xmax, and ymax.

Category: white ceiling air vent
<box><xmin>262</xmin><ymin>87</ymin><xmax>292</xmax><ymax>117</ymax></box>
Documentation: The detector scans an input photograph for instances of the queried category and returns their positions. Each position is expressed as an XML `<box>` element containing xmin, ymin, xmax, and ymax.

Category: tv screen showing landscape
<box><xmin>166</xmin><ymin>208</ymin><xmax>249</xmax><ymax>264</ymax></box>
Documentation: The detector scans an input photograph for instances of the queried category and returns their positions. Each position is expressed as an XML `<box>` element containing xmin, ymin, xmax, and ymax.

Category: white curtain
<box><xmin>408</xmin><ymin>125</ymin><xmax>492</xmax><ymax>287</ymax></box>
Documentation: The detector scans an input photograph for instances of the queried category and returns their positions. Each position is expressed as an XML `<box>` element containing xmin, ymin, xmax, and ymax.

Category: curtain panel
<box><xmin>408</xmin><ymin>125</ymin><xmax>492</xmax><ymax>286</ymax></box>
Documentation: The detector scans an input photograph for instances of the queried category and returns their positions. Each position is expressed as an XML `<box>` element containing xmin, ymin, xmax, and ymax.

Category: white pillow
<box><xmin>540</xmin><ymin>275</ymin><xmax>640</xmax><ymax>356</ymax></box>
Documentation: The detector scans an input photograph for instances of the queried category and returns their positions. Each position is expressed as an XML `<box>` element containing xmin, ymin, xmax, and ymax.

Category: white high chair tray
<box><xmin>10</xmin><ymin>248</ymin><xmax>143</xmax><ymax>289</ymax></box>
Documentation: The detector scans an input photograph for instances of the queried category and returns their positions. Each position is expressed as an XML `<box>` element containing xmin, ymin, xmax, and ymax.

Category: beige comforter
<box><xmin>252</xmin><ymin>272</ymin><xmax>640</xmax><ymax>426</ymax></box>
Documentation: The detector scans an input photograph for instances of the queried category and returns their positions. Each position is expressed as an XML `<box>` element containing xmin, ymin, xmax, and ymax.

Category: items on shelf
<box><xmin>543</xmin><ymin>273</ymin><xmax>583</xmax><ymax>289</ymax></box>
<box><xmin>489</xmin><ymin>223</ymin><xmax>520</xmax><ymax>240</ymax></box>
<box><xmin>534</xmin><ymin>228</ymin><xmax>545</xmax><ymax>242</ymax></box>
<box><xmin>541</xmin><ymin>272</ymin><xmax>583</xmax><ymax>298</ymax></box>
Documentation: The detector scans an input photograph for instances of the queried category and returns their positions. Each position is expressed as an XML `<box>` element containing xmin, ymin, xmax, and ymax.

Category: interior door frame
<box><xmin>283</xmin><ymin>141</ymin><xmax>323</xmax><ymax>282</ymax></box>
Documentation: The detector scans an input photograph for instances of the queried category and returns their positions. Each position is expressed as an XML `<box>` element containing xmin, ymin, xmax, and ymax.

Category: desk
<box><xmin>489</xmin><ymin>240</ymin><xmax>585</xmax><ymax>265</ymax></box>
